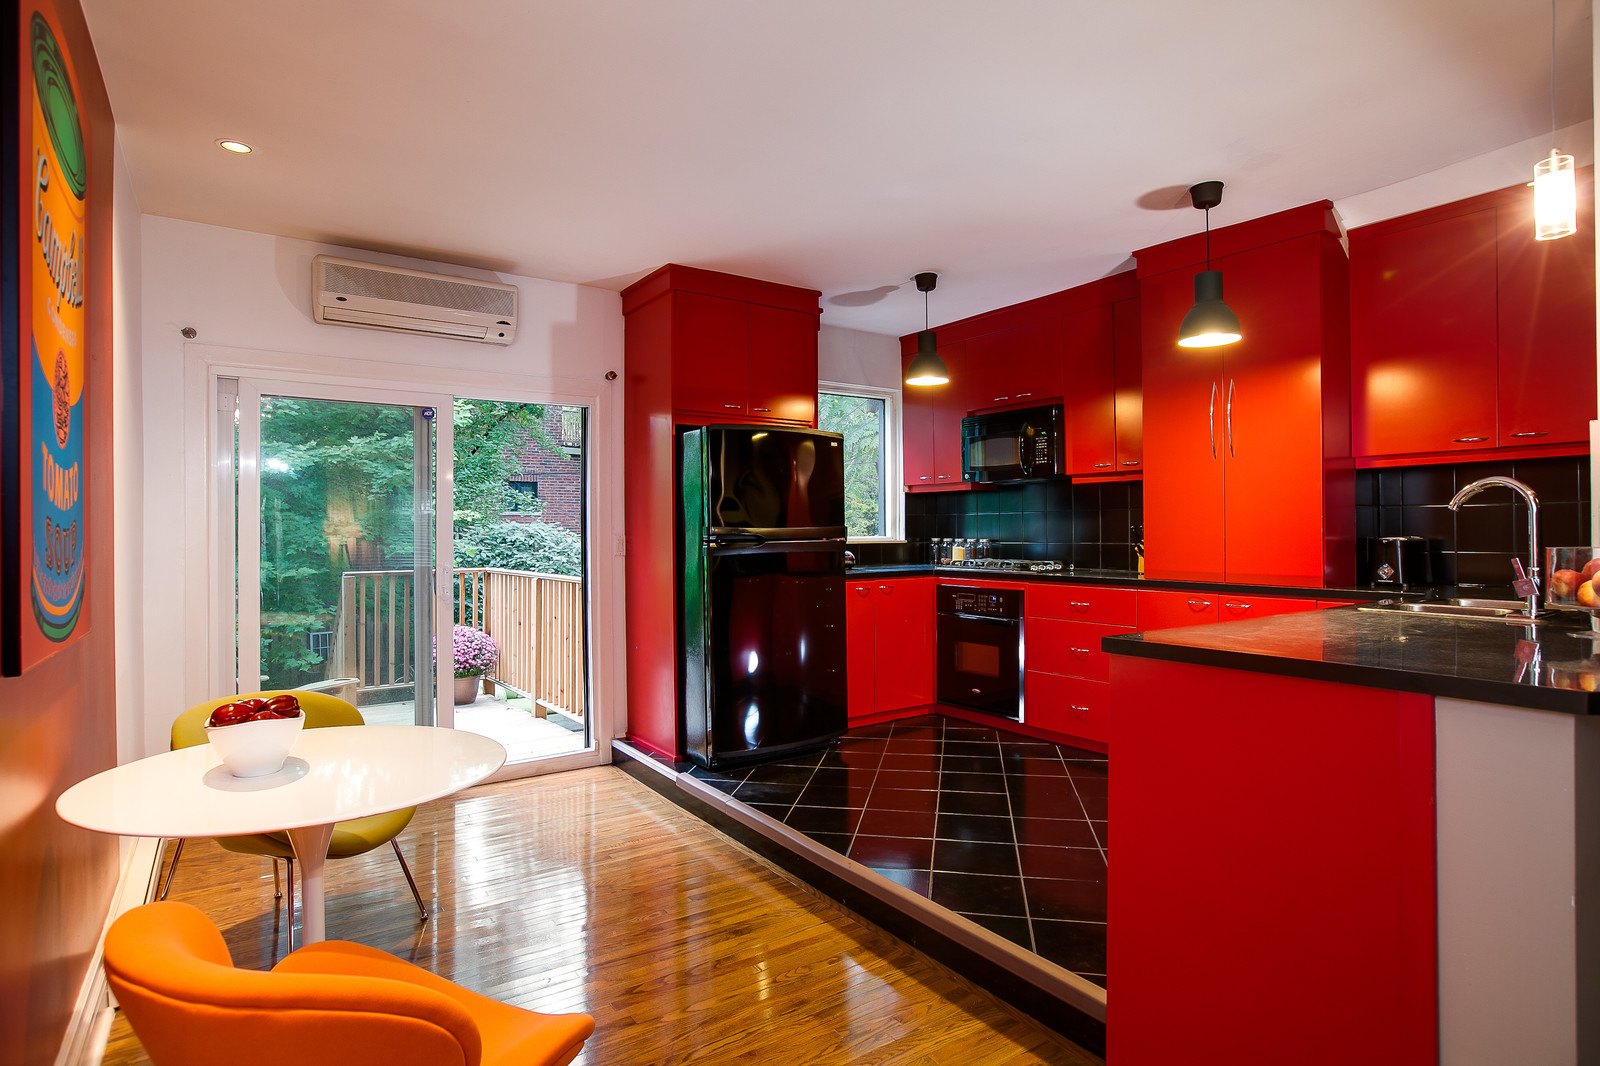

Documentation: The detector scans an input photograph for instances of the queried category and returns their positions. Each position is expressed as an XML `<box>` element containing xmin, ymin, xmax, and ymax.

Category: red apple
<box><xmin>1581</xmin><ymin>559</ymin><xmax>1600</xmax><ymax>581</ymax></box>
<box><xmin>1551</xmin><ymin>569</ymin><xmax>1585</xmax><ymax>599</ymax></box>
<box><xmin>207</xmin><ymin>701</ymin><xmax>256</xmax><ymax>727</ymax></box>
<box><xmin>237</xmin><ymin>697</ymin><xmax>267</xmax><ymax>711</ymax></box>
<box><xmin>247</xmin><ymin>709</ymin><xmax>277</xmax><ymax>721</ymax></box>
<box><xmin>263</xmin><ymin>694</ymin><xmax>302</xmax><ymax>718</ymax></box>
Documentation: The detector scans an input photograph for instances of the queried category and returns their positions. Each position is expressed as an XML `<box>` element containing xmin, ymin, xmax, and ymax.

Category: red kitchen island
<box><xmin>1106</xmin><ymin>607</ymin><xmax>1600</xmax><ymax>1066</ymax></box>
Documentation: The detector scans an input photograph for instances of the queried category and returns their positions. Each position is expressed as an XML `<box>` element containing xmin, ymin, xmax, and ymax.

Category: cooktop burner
<box><xmin>940</xmin><ymin>558</ymin><xmax>1068</xmax><ymax>572</ymax></box>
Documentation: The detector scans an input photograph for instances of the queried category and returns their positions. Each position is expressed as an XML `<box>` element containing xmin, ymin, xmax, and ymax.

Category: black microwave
<box><xmin>960</xmin><ymin>403</ymin><xmax>1065</xmax><ymax>483</ymax></box>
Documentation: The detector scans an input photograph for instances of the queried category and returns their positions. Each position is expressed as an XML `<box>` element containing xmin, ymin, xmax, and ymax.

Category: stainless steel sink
<box><xmin>1356</xmin><ymin>598</ymin><xmax>1538</xmax><ymax>623</ymax></box>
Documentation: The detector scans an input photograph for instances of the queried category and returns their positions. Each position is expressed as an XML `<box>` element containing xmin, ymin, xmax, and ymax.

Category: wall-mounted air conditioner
<box><xmin>312</xmin><ymin>254</ymin><xmax>518</xmax><ymax>345</ymax></box>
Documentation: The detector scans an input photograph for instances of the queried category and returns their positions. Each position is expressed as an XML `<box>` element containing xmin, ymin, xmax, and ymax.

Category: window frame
<box><xmin>817</xmin><ymin>380</ymin><xmax>904</xmax><ymax>543</ymax></box>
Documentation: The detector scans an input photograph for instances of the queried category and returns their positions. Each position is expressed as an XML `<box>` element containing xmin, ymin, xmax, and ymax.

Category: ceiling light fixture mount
<box><xmin>1533</xmin><ymin>0</ymin><xmax>1576</xmax><ymax>241</ymax></box>
<box><xmin>1177</xmin><ymin>180</ymin><xmax>1242</xmax><ymax>349</ymax></box>
<box><xmin>904</xmin><ymin>271</ymin><xmax>950</xmax><ymax>386</ymax></box>
<box><xmin>215</xmin><ymin>139</ymin><xmax>254</xmax><ymax>154</ymax></box>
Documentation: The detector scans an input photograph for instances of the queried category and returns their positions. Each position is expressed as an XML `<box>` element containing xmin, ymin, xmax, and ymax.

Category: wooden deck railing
<box><xmin>331</xmin><ymin>568</ymin><xmax>585</xmax><ymax>719</ymax></box>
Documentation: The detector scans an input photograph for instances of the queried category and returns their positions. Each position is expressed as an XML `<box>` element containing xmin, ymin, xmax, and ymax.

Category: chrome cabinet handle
<box><xmin>879</xmin><ymin>585</ymin><xmax>894</xmax><ymax>595</ymax></box>
<box><xmin>1069</xmin><ymin>705</ymin><xmax>1091</xmax><ymax>717</ymax></box>
<box><xmin>937</xmin><ymin>474</ymin><xmax>954</xmax><ymax>479</ymax></box>
<box><xmin>1510</xmin><ymin>431</ymin><xmax>1549</xmax><ymax>438</ymax></box>
<box><xmin>1226</xmin><ymin>378</ymin><xmax>1235</xmax><ymax>458</ymax></box>
<box><xmin>993</xmin><ymin>395</ymin><xmax>1011</xmax><ymax>403</ymax></box>
<box><xmin>752</xmin><ymin>406</ymin><xmax>771</xmax><ymax>412</ymax></box>
<box><xmin>919</xmin><ymin>475</ymin><xmax>932</xmax><ymax>480</ymax></box>
<box><xmin>1069</xmin><ymin>601</ymin><xmax>1091</xmax><ymax>609</ymax></box>
<box><xmin>1208</xmin><ymin>381</ymin><xmax>1218</xmax><ymax>460</ymax></box>
<box><xmin>1454</xmin><ymin>436</ymin><xmax>1488</xmax><ymax>443</ymax></box>
<box><xmin>1224</xmin><ymin>601</ymin><xmax>1251</xmax><ymax>611</ymax></box>
<box><xmin>1068</xmin><ymin>647</ymin><xmax>1091</xmax><ymax>658</ymax></box>
<box><xmin>1094</xmin><ymin>462</ymin><xmax>1113</xmax><ymax>468</ymax></box>
<box><xmin>1187</xmin><ymin>598</ymin><xmax>1211</xmax><ymax>608</ymax></box>
<box><xmin>1015</xmin><ymin>392</ymin><xmax>1032</xmax><ymax>399</ymax></box>
<box><xmin>853</xmin><ymin>586</ymin><xmax>871</xmax><ymax>597</ymax></box>
<box><xmin>1121</xmin><ymin>460</ymin><xmax>1140</xmax><ymax>466</ymax></box>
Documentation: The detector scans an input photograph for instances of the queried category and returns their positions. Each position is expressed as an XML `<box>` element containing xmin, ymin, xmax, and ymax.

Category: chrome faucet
<box><xmin>1448</xmin><ymin>476</ymin><xmax>1541</xmax><ymax>619</ymax></box>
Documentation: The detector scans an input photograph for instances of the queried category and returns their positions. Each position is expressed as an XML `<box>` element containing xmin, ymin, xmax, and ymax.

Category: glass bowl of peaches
<box><xmin>205</xmin><ymin>693</ymin><xmax>304</xmax><ymax>777</ymax></box>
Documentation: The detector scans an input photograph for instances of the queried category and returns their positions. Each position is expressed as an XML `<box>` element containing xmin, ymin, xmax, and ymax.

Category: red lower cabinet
<box><xmin>846</xmin><ymin>578</ymin><xmax>933</xmax><ymax>721</ymax></box>
<box><xmin>1108</xmin><ymin>656</ymin><xmax>1437</xmax><ymax>1066</ymax></box>
<box><xmin>1136</xmin><ymin>589</ymin><xmax>1219</xmax><ymax>629</ymax></box>
<box><xmin>1024</xmin><ymin>670</ymin><xmax>1109</xmax><ymax>745</ymax></box>
<box><xmin>1216</xmin><ymin>594</ymin><xmax>1318</xmax><ymax>622</ymax></box>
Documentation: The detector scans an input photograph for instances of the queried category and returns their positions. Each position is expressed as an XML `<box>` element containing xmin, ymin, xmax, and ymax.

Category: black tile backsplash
<box><xmin>849</xmin><ymin>479</ymin><xmax>1145</xmax><ymax>568</ymax></box>
<box><xmin>1355</xmin><ymin>456</ymin><xmax>1591</xmax><ymax>589</ymax></box>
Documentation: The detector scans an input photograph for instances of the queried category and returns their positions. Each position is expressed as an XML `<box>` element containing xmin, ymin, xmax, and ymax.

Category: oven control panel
<box><xmin>937</xmin><ymin>585</ymin><xmax>1023</xmax><ymax>620</ymax></box>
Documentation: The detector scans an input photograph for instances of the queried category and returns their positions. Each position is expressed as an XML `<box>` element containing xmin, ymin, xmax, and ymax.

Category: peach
<box><xmin>1581</xmin><ymin>559</ymin><xmax>1600</xmax><ymax>581</ymax></box>
<box><xmin>1579</xmin><ymin>579</ymin><xmax>1599</xmax><ymax>608</ymax></box>
<box><xmin>1551</xmin><ymin>569</ymin><xmax>1585</xmax><ymax>599</ymax></box>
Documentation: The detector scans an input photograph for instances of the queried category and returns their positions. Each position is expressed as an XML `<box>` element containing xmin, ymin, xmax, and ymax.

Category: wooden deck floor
<box><xmin>103</xmin><ymin>767</ymin><xmax>1100</xmax><ymax>1065</ymax></box>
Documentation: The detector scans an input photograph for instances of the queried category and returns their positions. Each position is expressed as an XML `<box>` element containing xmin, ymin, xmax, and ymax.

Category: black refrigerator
<box><xmin>680</xmin><ymin>425</ymin><xmax>848</xmax><ymax>770</ymax></box>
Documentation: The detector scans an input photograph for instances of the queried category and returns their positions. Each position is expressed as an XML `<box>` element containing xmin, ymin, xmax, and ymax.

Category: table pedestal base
<box><xmin>285</xmin><ymin>823</ymin><xmax>335</xmax><ymax>944</ymax></box>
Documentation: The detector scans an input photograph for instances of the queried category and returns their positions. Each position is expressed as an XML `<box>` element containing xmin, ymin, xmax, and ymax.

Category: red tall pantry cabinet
<box><xmin>1136</xmin><ymin>203</ymin><xmax>1354</xmax><ymax>587</ymax></box>
<box><xmin>621</xmin><ymin>265</ymin><xmax>822</xmax><ymax>760</ymax></box>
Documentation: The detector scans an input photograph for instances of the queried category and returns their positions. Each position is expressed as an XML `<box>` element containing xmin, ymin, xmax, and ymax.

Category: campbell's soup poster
<box><xmin>12</xmin><ymin>2</ymin><xmax>89</xmax><ymax>671</ymax></box>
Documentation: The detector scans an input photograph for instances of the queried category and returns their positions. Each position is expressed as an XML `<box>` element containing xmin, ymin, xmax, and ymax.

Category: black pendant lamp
<box><xmin>904</xmin><ymin>272</ymin><xmax>950</xmax><ymax>386</ymax></box>
<box><xmin>1177</xmin><ymin>181</ymin><xmax>1242</xmax><ymax>349</ymax></box>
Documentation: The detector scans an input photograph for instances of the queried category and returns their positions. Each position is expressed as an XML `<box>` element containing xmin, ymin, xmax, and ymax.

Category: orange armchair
<box><xmin>103</xmin><ymin>901</ymin><xmax>596</xmax><ymax>1066</ymax></box>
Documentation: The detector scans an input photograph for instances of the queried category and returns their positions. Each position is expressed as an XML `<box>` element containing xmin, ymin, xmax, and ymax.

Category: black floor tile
<box><xmin>796</xmin><ymin>782</ymin><xmax>867</xmax><ymax>808</ymax></box>
<box><xmin>876</xmin><ymin>767</ymin><xmax>942</xmax><ymax>791</ymax></box>
<box><xmin>866</xmin><ymin>787</ymin><xmax>940</xmax><ymax>814</ymax></box>
<box><xmin>930</xmin><ymin>871</ymin><xmax>1028</xmax><ymax>917</ymax></box>
<box><xmin>785</xmin><ymin>805</ymin><xmax>861</xmax><ymax>836</ymax></box>
<box><xmin>936</xmin><ymin>812</ymin><xmax>1015</xmax><ymax>843</ymax></box>
<box><xmin>1032</xmin><ymin>919</ymin><xmax>1107</xmax><ymax>976</ymax></box>
<box><xmin>884</xmin><ymin>738</ymin><xmax>942</xmax><ymax>755</ymax></box>
<box><xmin>940</xmin><ymin>771</ymin><xmax>1007</xmax><ymax>794</ymax></box>
<box><xmin>733</xmin><ymin>780</ymin><xmax>805</xmax><ymax>805</ymax></box>
<box><xmin>937</xmin><ymin>789</ymin><xmax>1012</xmax><ymax>818</ymax></box>
<box><xmin>933</xmin><ymin>838</ymin><xmax>1021</xmax><ymax>876</ymax></box>
<box><xmin>742</xmin><ymin>763</ymin><xmax>818</xmax><ymax>786</ymax></box>
<box><xmin>858</xmin><ymin>807</ymin><xmax>938</xmax><ymax>838</ymax></box>
<box><xmin>1092</xmin><ymin>821</ymin><xmax>1107</xmax><ymax>846</ymax></box>
<box><xmin>804</xmin><ymin>831</ymin><xmax>854</xmax><ymax>852</ymax></box>
<box><xmin>843</xmin><ymin>724</ymin><xmax>895</xmax><ymax>741</ymax></box>
<box><xmin>942</xmin><ymin>754</ymin><xmax>1005</xmax><ymax>775</ymax></box>
<box><xmin>1015</xmin><ymin>817</ymin><xmax>1100</xmax><ymax>849</ymax></box>
<box><xmin>1024</xmin><ymin>877</ymin><xmax>1107</xmax><ymax>922</ymax></box>
<box><xmin>1078</xmin><ymin>793</ymin><xmax>1109</xmax><ymax>820</ymax></box>
<box><xmin>744</xmin><ymin>802</ymin><xmax>792</xmax><ymax>820</ymax></box>
<box><xmin>807</xmin><ymin>765</ymin><xmax>868</xmax><ymax>790</ymax></box>
<box><xmin>961</xmin><ymin>911</ymin><xmax>1033</xmax><ymax>950</ymax></box>
<box><xmin>868</xmin><ymin>867</ymin><xmax>931</xmax><ymax>893</ymax></box>
<box><xmin>1001</xmin><ymin>752</ymin><xmax>1071</xmax><ymax>776</ymax></box>
<box><xmin>1018</xmin><ymin>845</ymin><xmax>1105</xmax><ymax>881</ymax></box>
<box><xmin>850</xmin><ymin>834</ymin><xmax>935</xmax><ymax>870</ymax></box>
<box><xmin>834</xmin><ymin>745</ymin><xmax>885</xmax><ymax>768</ymax></box>
<box><xmin>695</xmin><ymin>776</ymin><xmax>744</xmax><ymax>795</ymax></box>
<box><xmin>1069</xmin><ymin>774</ymin><xmax>1108</xmax><ymax>798</ymax></box>
<box><xmin>879</xmin><ymin>751</ymin><xmax>941</xmax><ymax>772</ymax></box>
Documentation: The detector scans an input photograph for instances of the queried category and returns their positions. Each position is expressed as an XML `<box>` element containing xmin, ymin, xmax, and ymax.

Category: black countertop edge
<box><xmin>1101</xmin><ymin>631</ymin><xmax>1600</xmax><ymax>715</ymax></box>
<box><xmin>846</xmin><ymin>564</ymin><xmax>1401</xmax><ymax>603</ymax></box>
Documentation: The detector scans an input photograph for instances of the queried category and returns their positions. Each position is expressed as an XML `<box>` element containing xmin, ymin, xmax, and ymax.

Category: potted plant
<box><xmin>446</xmin><ymin>624</ymin><xmax>498</xmax><ymax>705</ymax></box>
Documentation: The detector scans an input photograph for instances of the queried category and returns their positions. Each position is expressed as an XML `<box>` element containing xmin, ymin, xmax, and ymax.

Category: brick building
<box><xmin>505</xmin><ymin>405</ymin><xmax>585</xmax><ymax>535</ymax></box>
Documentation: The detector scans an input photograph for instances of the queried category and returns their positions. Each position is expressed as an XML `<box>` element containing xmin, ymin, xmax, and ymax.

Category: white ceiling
<box><xmin>81</xmin><ymin>0</ymin><xmax>1594</xmax><ymax>334</ymax></box>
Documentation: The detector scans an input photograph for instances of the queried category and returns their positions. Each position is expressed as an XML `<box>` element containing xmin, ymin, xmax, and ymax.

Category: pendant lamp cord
<box><xmin>924</xmin><ymin>287</ymin><xmax>930</xmax><ymax>331</ymax></box>
<box><xmin>1204</xmin><ymin>206</ymin><xmax>1212</xmax><ymax>270</ymax></box>
<box><xmin>1550</xmin><ymin>0</ymin><xmax>1557</xmax><ymax>137</ymax></box>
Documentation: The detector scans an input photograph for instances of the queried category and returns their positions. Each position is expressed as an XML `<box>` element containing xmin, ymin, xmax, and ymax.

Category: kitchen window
<box><xmin>818</xmin><ymin>383</ymin><xmax>902</xmax><ymax>542</ymax></box>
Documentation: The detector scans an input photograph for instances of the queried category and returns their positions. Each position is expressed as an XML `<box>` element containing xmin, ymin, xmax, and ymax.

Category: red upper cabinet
<box><xmin>1496</xmin><ymin>179</ymin><xmax>1597</xmax><ymax>445</ymax></box>
<box><xmin>1350</xmin><ymin>207</ymin><xmax>1500</xmax><ymax>456</ymax></box>
<box><xmin>674</xmin><ymin>291</ymin><xmax>751</xmax><ymax>418</ymax></box>
<box><xmin>1138</xmin><ymin>203</ymin><xmax>1354</xmax><ymax>588</ymax></box>
<box><xmin>1113</xmin><ymin>297</ymin><xmax>1143</xmax><ymax>473</ymax></box>
<box><xmin>1063</xmin><ymin>304</ymin><xmax>1116</xmax><ymax>475</ymax></box>
<box><xmin>969</xmin><ymin>318</ymin><xmax>1064</xmax><ymax>409</ymax></box>
<box><xmin>747</xmin><ymin>304</ymin><xmax>819</xmax><ymax>425</ymax></box>
<box><xmin>1350</xmin><ymin>172</ymin><xmax>1597</xmax><ymax>458</ymax></box>
<box><xmin>902</xmin><ymin>340</ymin><xmax>970</xmax><ymax>491</ymax></box>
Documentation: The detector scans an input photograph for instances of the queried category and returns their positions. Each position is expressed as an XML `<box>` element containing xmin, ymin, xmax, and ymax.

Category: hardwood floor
<box><xmin>102</xmin><ymin>767</ymin><xmax>1100</xmax><ymax>1065</ymax></box>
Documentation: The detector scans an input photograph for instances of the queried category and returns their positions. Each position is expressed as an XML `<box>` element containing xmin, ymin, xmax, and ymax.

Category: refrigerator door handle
<box><xmin>708</xmin><ymin>537</ymin><xmax>848</xmax><ymax>555</ymax></box>
<box><xmin>706</xmin><ymin>531</ymin><xmax>767</xmax><ymax>549</ymax></box>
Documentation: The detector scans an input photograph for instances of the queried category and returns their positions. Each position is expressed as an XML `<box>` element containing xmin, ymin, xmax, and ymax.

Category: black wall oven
<box><xmin>936</xmin><ymin>585</ymin><xmax>1023</xmax><ymax>720</ymax></box>
<box><xmin>961</xmin><ymin>403</ymin><xmax>1065</xmax><ymax>483</ymax></box>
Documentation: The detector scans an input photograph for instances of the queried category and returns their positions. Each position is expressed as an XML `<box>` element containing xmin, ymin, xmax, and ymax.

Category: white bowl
<box><xmin>206</xmin><ymin>714</ymin><xmax>304</xmax><ymax>778</ymax></box>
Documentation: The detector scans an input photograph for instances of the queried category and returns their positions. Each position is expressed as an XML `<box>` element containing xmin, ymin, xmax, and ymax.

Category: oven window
<box><xmin>954</xmin><ymin>641</ymin><xmax>1001</xmax><ymax>677</ymax></box>
<box><xmin>967</xmin><ymin>435</ymin><xmax>1019</xmax><ymax>470</ymax></box>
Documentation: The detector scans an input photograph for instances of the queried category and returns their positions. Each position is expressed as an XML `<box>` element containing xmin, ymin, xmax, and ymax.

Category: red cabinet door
<box><xmin>1496</xmin><ymin>185</ymin><xmax>1597</xmax><ymax>445</ymax></box>
<box><xmin>1137</xmin><ymin>589</ymin><xmax>1219</xmax><ymax>630</ymax></box>
<box><xmin>1027</xmin><ymin>583</ymin><xmax>1138</xmax><ymax>626</ymax></box>
<box><xmin>1024</xmin><ymin>671</ymin><xmax>1109</xmax><ymax>745</ymax></box>
<box><xmin>1007</xmin><ymin>318</ymin><xmax>1066</xmax><ymax>406</ymax></box>
<box><xmin>1113</xmin><ymin>297</ymin><xmax>1143</xmax><ymax>473</ymax></box>
<box><xmin>1064</xmin><ymin>305</ymin><xmax>1117</xmax><ymax>475</ymax></box>
<box><xmin>932</xmin><ymin>342</ymin><xmax>969</xmax><ymax>488</ymax></box>
<box><xmin>1350</xmin><ymin>207</ymin><xmax>1499</xmax><ymax>456</ymax></box>
<box><xmin>673</xmin><ymin>291</ymin><xmax>749</xmax><ymax>418</ymax></box>
<box><xmin>1027</xmin><ymin>617</ymin><xmax>1129</xmax><ymax>682</ymax></box>
<box><xmin>1217</xmin><ymin>236</ymin><xmax>1330</xmax><ymax>587</ymax></box>
<box><xmin>962</xmin><ymin>331</ymin><xmax>1010</xmax><ymax>410</ymax></box>
<box><xmin>747</xmin><ymin>304</ymin><xmax>818</xmax><ymax>426</ymax></box>
<box><xmin>1141</xmin><ymin>268</ymin><xmax>1225</xmax><ymax>582</ymax></box>
<box><xmin>874</xmin><ymin>578</ymin><xmax>934</xmax><ymax>711</ymax></box>
<box><xmin>1217</xmin><ymin>594</ymin><xmax>1318</xmax><ymax>622</ymax></box>
<box><xmin>845</xmin><ymin>583</ymin><xmax>877</xmax><ymax>721</ymax></box>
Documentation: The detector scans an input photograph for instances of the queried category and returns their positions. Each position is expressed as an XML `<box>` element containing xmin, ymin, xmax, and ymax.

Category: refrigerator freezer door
<box><xmin>707</xmin><ymin>427</ymin><xmax>846</xmax><ymax>531</ymax></box>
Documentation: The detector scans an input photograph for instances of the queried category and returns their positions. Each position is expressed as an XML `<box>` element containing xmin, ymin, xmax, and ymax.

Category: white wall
<box><xmin>112</xmin><ymin>140</ymin><xmax>145</xmax><ymax>767</ymax></box>
<box><xmin>133</xmin><ymin>216</ymin><xmax>624</xmax><ymax>757</ymax></box>
<box><xmin>818</xmin><ymin>324</ymin><xmax>901</xmax><ymax>388</ymax></box>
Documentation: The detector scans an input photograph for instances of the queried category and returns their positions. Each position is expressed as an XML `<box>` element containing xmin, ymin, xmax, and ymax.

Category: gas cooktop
<box><xmin>938</xmin><ymin>558</ymin><xmax>1068</xmax><ymax>572</ymax></box>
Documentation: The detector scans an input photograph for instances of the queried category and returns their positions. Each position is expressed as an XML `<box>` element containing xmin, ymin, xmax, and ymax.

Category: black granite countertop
<box><xmin>1103</xmin><ymin>606</ymin><xmax>1600</xmax><ymax>714</ymax></box>
<box><xmin>845</xmin><ymin>563</ymin><xmax>1397</xmax><ymax>602</ymax></box>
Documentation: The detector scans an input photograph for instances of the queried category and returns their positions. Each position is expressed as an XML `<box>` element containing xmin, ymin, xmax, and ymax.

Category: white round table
<box><xmin>56</xmin><ymin>725</ymin><xmax>506</xmax><ymax>943</ymax></box>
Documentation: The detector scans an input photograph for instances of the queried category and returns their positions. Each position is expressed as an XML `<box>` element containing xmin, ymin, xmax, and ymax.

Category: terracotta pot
<box><xmin>453</xmin><ymin>674</ymin><xmax>484</xmax><ymax>705</ymax></box>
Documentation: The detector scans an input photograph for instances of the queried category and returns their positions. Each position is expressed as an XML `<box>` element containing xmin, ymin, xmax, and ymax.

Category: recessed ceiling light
<box><xmin>215</xmin><ymin>139</ymin><xmax>254</xmax><ymax>154</ymax></box>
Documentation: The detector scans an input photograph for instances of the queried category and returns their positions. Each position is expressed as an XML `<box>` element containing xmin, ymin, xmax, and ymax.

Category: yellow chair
<box><xmin>104</xmin><ymin>901</ymin><xmax>595</xmax><ymax>1066</ymax></box>
<box><xmin>158</xmin><ymin>691</ymin><xmax>428</xmax><ymax>946</ymax></box>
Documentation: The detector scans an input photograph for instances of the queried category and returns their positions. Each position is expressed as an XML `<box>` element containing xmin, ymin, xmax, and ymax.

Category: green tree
<box><xmin>819</xmin><ymin>393</ymin><xmax>884</xmax><ymax>537</ymax></box>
